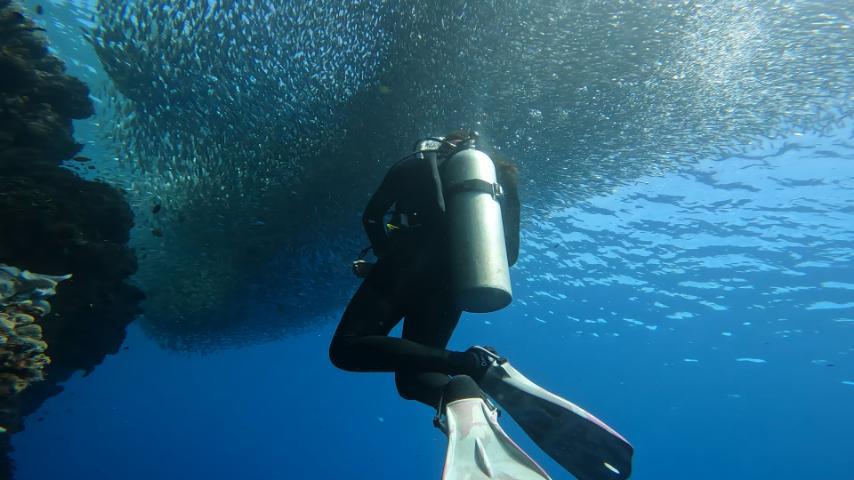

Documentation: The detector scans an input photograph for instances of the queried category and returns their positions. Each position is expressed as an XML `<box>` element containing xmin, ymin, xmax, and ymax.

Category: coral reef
<box><xmin>0</xmin><ymin>3</ymin><xmax>93</xmax><ymax>167</ymax></box>
<box><xmin>0</xmin><ymin>1</ymin><xmax>143</xmax><ymax>476</ymax></box>
<box><xmin>0</xmin><ymin>265</ymin><xmax>70</xmax><ymax>432</ymax></box>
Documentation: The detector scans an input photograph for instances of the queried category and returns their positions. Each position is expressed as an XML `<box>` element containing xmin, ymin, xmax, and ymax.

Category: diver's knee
<box><xmin>394</xmin><ymin>371</ymin><xmax>421</xmax><ymax>401</ymax></box>
<box><xmin>328</xmin><ymin>335</ymin><xmax>357</xmax><ymax>371</ymax></box>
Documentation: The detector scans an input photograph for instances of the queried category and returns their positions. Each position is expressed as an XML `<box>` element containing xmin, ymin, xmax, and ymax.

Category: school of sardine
<box><xmin>80</xmin><ymin>0</ymin><xmax>850</xmax><ymax>349</ymax></box>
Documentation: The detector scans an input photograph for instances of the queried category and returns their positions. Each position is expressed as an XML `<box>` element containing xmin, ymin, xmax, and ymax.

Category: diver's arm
<box><xmin>362</xmin><ymin>168</ymin><xmax>398</xmax><ymax>258</ymax></box>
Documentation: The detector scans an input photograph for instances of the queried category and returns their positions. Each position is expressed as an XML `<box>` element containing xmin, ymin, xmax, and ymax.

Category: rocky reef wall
<box><xmin>0</xmin><ymin>1</ymin><xmax>143</xmax><ymax>476</ymax></box>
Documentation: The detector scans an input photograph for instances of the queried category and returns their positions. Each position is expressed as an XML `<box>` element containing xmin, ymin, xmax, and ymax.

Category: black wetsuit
<box><xmin>329</xmin><ymin>149</ymin><xmax>519</xmax><ymax>408</ymax></box>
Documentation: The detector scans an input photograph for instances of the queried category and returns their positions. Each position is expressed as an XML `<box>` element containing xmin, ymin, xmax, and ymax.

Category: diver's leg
<box><xmin>394</xmin><ymin>298</ymin><xmax>465</xmax><ymax>407</ymax></box>
<box><xmin>395</xmin><ymin>371</ymin><xmax>453</xmax><ymax>407</ymax></box>
<box><xmin>329</xmin><ymin>276</ymin><xmax>474</xmax><ymax>375</ymax></box>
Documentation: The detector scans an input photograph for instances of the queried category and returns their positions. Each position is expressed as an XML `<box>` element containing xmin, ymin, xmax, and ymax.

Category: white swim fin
<box><xmin>438</xmin><ymin>396</ymin><xmax>552</xmax><ymax>480</ymax></box>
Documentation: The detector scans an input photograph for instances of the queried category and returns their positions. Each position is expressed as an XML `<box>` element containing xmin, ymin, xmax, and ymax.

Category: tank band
<box><xmin>445</xmin><ymin>179</ymin><xmax>504</xmax><ymax>199</ymax></box>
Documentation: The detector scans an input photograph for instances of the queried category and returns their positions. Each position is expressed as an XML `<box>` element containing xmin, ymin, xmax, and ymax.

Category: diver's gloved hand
<box><xmin>351</xmin><ymin>259</ymin><xmax>374</xmax><ymax>278</ymax></box>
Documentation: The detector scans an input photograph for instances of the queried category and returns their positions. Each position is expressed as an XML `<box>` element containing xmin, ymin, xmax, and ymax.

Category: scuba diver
<box><xmin>329</xmin><ymin>130</ymin><xmax>633</xmax><ymax>480</ymax></box>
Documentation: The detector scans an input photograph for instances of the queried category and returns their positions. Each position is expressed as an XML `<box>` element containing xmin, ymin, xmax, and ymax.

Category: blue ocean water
<box><xmin>14</xmin><ymin>127</ymin><xmax>854</xmax><ymax>479</ymax></box>
<box><xmin>10</xmin><ymin>1</ymin><xmax>854</xmax><ymax>479</ymax></box>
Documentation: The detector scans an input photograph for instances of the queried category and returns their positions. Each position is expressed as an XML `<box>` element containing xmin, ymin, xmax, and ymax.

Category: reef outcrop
<box><xmin>0</xmin><ymin>1</ymin><xmax>143</xmax><ymax>476</ymax></box>
<box><xmin>0</xmin><ymin>265</ymin><xmax>69</xmax><ymax>433</ymax></box>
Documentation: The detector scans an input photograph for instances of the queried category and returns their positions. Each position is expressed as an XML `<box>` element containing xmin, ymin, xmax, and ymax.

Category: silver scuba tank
<box><xmin>443</xmin><ymin>148</ymin><xmax>512</xmax><ymax>313</ymax></box>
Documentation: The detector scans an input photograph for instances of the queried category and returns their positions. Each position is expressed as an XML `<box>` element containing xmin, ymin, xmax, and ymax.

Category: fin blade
<box><xmin>481</xmin><ymin>361</ymin><xmax>634</xmax><ymax>480</ymax></box>
<box><xmin>474</xmin><ymin>438</ymin><xmax>494</xmax><ymax>477</ymax></box>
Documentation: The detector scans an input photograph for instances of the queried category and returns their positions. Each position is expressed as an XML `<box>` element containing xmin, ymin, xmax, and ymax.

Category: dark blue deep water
<box><xmin>10</xmin><ymin>1</ymin><xmax>853</xmax><ymax>479</ymax></box>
